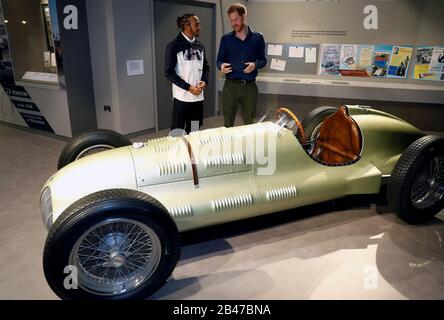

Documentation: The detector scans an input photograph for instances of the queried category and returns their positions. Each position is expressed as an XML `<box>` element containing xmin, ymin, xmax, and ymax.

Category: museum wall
<box><xmin>87</xmin><ymin>0</ymin><xmax>158</xmax><ymax>135</ymax></box>
<box><xmin>1</xmin><ymin>0</ymin><xmax>442</xmax><ymax>135</ymax></box>
<box><xmin>54</xmin><ymin>0</ymin><xmax>97</xmax><ymax>137</ymax></box>
<box><xmin>85</xmin><ymin>0</ymin><xmax>120</xmax><ymax>132</ymax></box>
<box><xmin>246</xmin><ymin>0</ymin><xmax>444</xmax><ymax>84</ymax></box>
<box><xmin>112</xmin><ymin>0</ymin><xmax>156</xmax><ymax>135</ymax></box>
<box><xmin>85</xmin><ymin>0</ymin><xmax>246</xmax><ymax>134</ymax></box>
<box><xmin>86</xmin><ymin>0</ymin><xmax>226</xmax><ymax>134</ymax></box>
<box><xmin>246</xmin><ymin>0</ymin><xmax>443</xmax><ymax>44</ymax></box>
<box><xmin>85</xmin><ymin>0</ymin><xmax>443</xmax><ymax>134</ymax></box>
<box><xmin>214</xmin><ymin>0</ymin><xmax>444</xmax><ymax>131</ymax></box>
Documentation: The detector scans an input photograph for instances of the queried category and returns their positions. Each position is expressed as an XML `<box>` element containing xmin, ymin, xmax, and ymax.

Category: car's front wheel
<box><xmin>43</xmin><ymin>189</ymin><xmax>180</xmax><ymax>300</ymax></box>
<box><xmin>387</xmin><ymin>135</ymin><xmax>444</xmax><ymax>224</ymax></box>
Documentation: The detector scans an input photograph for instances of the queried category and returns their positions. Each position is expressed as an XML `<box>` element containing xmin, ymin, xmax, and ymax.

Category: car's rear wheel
<box><xmin>301</xmin><ymin>106</ymin><xmax>338</xmax><ymax>141</ymax></box>
<box><xmin>43</xmin><ymin>189</ymin><xmax>180</xmax><ymax>300</ymax></box>
<box><xmin>58</xmin><ymin>130</ymin><xmax>132</xmax><ymax>169</ymax></box>
<box><xmin>387</xmin><ymin>135</ymin><xmax>444</xmax><ymax>224</ymax></box>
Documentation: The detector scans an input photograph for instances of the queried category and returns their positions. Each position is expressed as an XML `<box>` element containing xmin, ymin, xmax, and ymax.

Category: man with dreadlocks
<box><xmin>165</xmin><ymin>13</ymin><xmax>210</xmax><ymax>134</ymax></box>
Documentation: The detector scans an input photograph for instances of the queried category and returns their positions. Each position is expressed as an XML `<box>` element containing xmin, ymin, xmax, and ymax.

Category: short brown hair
<box><xmin>227</xmin><ymin>3</ymin><xmax>247</xmax><ymax>16</ymax></box>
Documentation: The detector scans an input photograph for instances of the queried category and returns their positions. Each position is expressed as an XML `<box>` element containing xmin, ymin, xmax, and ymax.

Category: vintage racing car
<box><xmin>40</xmin><ymin>105</ymin><xmax>444</xmax><ymax>299</ymax></box>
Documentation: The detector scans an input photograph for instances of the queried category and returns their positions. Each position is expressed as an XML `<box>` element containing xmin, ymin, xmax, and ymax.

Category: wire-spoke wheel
<box><xmin>301</xmin><ymin>106</ymin><xmax>337</xmax><ymax>141</ymax></box>
<box><xmin>299</xmin><ymin>106</ymin><xmax>337</xmax><ymax>153</ymax></box>
<box><xmin>44</xmin><ymin>189</ymin><xmax>180</xmax><ymax>300</ymax></box>
<box><xmin>411</xmin><ymin>156</ymin><xmax>444</xmax><ymax>210</ymax></box>
<box><xmin>388</xmin><ymin>136</ymin><xmax>444</xmax><ymax>224</ymax></box>
<box><xmin>70</xmin><ymin>218</ymin><xmax>162</xmax><ymax>296</ymax></box>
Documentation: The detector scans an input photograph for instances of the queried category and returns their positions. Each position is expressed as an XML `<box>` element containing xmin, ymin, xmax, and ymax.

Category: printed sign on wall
<box><xmin>0</xmin><ymin>3</ymin><xmax>55</xmax><ymax>133</ymax></box>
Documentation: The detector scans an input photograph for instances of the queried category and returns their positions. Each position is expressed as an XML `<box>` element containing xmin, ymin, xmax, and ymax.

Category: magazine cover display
<box><xmin>387</xmin><ymin>46</ymin><xmax>413</xmax><ymax>79</ymax></box>
<box><xmin>413</xmin><ymin>46</ymin><xmax>444</xmax><ymax>81</ymax></box>
<box><xmin>318</xmin><ymin>44</ymin><xmax>340</xmax><ymax>76</ymax></box>
<box><xmin>319</xmin><ymin>44</ymin><xmax>415</xmax><ymax>78</ymax></box>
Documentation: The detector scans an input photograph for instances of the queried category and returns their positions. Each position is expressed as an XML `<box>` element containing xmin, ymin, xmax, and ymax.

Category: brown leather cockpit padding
<box><xmin>311</xmin><ymin>106</ymin><xmax>362</xmax><ymax>164</ymax></box>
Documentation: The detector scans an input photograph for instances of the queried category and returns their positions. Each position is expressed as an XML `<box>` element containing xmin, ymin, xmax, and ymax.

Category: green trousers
<box><xmin>222</xmin><ymin>80</ymin><xmax>258</xmax><ymax>127</ymax></box>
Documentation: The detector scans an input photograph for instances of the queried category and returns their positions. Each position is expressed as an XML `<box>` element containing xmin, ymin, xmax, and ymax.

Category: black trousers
<box><xmin>171</xmin><ymin>98</ymin><xmax>203</xmax><ymax>134</ymax></box>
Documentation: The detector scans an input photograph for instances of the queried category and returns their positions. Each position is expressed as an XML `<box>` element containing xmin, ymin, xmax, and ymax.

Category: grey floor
<box><xmin>0</xmin><ymin>118</ymin><xmax>443</xmax><ymax>300</ymax></box>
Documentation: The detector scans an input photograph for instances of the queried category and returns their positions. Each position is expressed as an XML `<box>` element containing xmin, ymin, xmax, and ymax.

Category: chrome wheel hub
<box><xmin>108</xmin><ymin>252</ymin><xmax>126</xmax><ymax>268</ymax></box>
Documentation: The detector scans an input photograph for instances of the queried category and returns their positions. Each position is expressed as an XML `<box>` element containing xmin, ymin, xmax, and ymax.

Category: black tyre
<box><xmin>301</xmin><ymin>106</ymin><xmax>337</xmax><ymax>141</ymax></box>
<box><xmin>58</xmin><ymin>129</ymin><xmax>132</xmax><ymax>169</ymax></box>
<box><xmin>43</xmin><ymin>189</ymin><xmax>180</xmax><ymax>300</ymax></box>
<box><xmin>387</xmin><ymin>135</ymin><xmax>444</xmax><ymax>224</ymax></box>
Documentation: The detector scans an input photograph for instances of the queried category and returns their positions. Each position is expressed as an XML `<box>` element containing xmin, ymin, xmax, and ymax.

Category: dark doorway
<box><xmin>153</xmin><ymin>0</ymin><xmax>216</xmax><ymax>130</ymax></box>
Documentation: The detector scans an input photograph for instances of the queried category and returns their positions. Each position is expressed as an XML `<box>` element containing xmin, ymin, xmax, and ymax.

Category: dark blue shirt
<box><xmin>216</xmin><ymin>26</ymin><xmax>267</xmax><ymax>81</ymax></box>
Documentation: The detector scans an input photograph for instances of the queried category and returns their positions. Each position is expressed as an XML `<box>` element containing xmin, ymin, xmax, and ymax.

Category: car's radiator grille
<box><xmin>204</xmin><ymin>153</ymin><xmax>245</xmax><ymax>170</ymax></box>
<box><xmin>146</xmin><ymin>136</ymin><xmax>174</xmax><ymax>144</ymax></box>
<box><xmin>190</xmin><ymin>128</ymin><xmax>238</xmax><ymax>145</ymax></box>
<box><xmin>146</xmin><ymin>136</ymin><xmax>182</xmax><ymax>153</ymax></box>
<box><xmin>199</xmin><ymin>133</ymin><xmax>236</xmax><ymax>145</ymax></box>
<box><xmin>212</xmin><ymin>194</ymin><xmax>253</xmax><ymax>212</ymax></box>
<box><xmin>169</xmin><ymin>205</ymin><xmax>193</xmax><ymax>219</ymax></box>
<box><xmin>153</xmin><ymin>142</ymin><xmax>182</xmax><ymax>153</ymax></box>
<box><xmin>266</xmin><ymin>185</ymin><xmax>298</xmax><ymax>202</ymax></box>
<box><xmin>157</xmin><ymin>160</ymin><xmax>187</xmax><ymax>176</ymax></box>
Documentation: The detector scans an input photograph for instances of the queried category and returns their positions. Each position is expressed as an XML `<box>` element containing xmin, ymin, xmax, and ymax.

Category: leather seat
<box><xmin>311</xmin><ymin>106</ymin><xmax>362</xmax><ymax>165</ymax></box>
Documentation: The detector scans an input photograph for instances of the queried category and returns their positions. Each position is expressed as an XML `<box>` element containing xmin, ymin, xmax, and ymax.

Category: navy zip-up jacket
<box><xmin>216</xmin><ymin>26</ymin><xmax>267</xmax><ymax>81</ymax></box>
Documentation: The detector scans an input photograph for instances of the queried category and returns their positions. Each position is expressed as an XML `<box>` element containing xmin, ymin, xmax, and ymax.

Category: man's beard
<box><xmin>234</xmin><ymin>23</ymin><xmax>245</xmax><ymax>32</ymax></box>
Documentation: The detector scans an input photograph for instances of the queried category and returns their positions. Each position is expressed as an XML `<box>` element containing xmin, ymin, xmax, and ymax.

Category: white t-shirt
<box><xmin>172</xmin><ymin>33</ymin><xmax>205</xmax><ymax>102</ymax></box>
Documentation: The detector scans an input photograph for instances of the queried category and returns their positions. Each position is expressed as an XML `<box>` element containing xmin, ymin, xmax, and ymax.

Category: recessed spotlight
<box><xmin>21</xmin><ymin>20</ymin><xmax>27</xmax><ymax>24</ymax></box>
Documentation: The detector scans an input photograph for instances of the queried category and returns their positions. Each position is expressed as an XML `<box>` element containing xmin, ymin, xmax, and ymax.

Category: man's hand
<box><xmin>197</xmin><ymin>81</ymin><xmax>207</xmax><ymax>90</ymax></box>
<box><xmin>188</xmin><ymin>85</ymin><xmax>202</xmax><ymax>96</ymax></box>
<box><xmin>221</xmin><ymin>63</ymin><xmax>232</xmax><ymax>74</ymax></box>
<box><xmin>243</xmin><ymin>62</ymin><xmax>256</xmax><ymax>74</ymax></box>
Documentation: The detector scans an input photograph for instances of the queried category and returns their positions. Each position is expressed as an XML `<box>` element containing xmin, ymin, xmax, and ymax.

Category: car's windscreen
<box><xmin>258</xmin><ymin>109</ymin><xmax>298</xmax><ymax>135</ymax></box>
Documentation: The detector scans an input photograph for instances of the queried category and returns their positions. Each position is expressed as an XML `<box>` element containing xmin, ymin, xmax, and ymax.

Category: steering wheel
<box><xmin>277</xmin><ymin>107</ymin><xmax>306</xmax><ymax>144</ymax></box>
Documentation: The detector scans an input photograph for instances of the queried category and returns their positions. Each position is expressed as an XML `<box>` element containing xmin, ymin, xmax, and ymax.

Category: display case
<box><xmin>1</xmin><ymin>0</ymin><xmax>58</xmax><ymax>85</ymax></box>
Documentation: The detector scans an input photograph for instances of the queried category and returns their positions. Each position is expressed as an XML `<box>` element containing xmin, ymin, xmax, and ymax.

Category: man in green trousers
<box><xmin>216</xmin><ymin>3</ymin><xmax>267</xmax><ymax>127</ymax></box>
